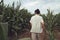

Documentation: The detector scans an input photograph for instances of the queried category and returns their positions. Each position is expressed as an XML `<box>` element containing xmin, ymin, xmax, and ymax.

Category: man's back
<box><xmin>30</xmin><ymin>9</ymin><xmax>45</xmax><ymax>40</ymax></box>
<box><xmin>30</xmin><ymin>14</ymin><xmax>44</xmax><ymax>33</ymax></box>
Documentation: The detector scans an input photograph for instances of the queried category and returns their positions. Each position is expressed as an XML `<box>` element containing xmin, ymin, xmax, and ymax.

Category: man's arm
<box><xmin>40</xmin><ymin>17</ymin><xmax>45</xmax><ymax>30</ymax></box>
<box><xmin>29</xmin><ymin>17</ymin><xmax>32</xmax><ymax>28</ymax></box>
<box><xmin>41</xmin><ymin>22</ymin><xmax>45</xmax><ymax>30</ymax></box>
<box><xmin>29</xmin><ymin>21</ymin><xmax>32</xmax><ymax>30</ymax></box>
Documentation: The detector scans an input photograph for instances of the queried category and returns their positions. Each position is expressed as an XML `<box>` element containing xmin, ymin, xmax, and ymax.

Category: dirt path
<box><xmin>9</xmin><ymin>30</ymin><xmax>60</xmax><ymax>40</ymax></box>
<box><xmin>18</xmin><ymin>38</ymin><xmax>31</xmax><ymax>40</ymax></box>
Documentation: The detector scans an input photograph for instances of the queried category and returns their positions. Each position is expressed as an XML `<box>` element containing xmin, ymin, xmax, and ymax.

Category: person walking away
<box><xmin>30</xmin><ymin>9</ymin><xmax>45</xmax><ymax>40</ymax></box>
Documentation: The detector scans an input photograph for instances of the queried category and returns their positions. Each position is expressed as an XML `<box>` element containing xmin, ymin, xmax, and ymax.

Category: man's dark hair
<box><xmin>35</xmin><ymin>9</ymin><xmax>40</xmax><ymax>14</ymax></box>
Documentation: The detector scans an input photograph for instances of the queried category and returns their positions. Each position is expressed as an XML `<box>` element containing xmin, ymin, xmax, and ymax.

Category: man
<box><xmin>30</xmin><ymin>9</ymin><xmax>45</xmax><ymax>40</ymax></box>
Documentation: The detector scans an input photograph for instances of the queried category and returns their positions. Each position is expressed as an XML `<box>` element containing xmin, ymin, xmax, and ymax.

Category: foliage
<box><xmin>0</xmin><ymin>0</ymin><xmax>32</xmax><ymax>40</ymax></box>
<box><xmin>42</xmin><ymin>9</ymin><xmax>60</xmax><ymax>40</ymax></box>
<box><xmin>0</xmin><ymin>0</ymin><xmax>60</xmax><ymax>40</ymax></box>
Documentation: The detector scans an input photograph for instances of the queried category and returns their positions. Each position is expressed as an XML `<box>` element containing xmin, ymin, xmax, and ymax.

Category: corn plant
<box><xmin>44</xmin><ymin>9</ymin><xmax>55</xmax><ymax>40</ymax></box>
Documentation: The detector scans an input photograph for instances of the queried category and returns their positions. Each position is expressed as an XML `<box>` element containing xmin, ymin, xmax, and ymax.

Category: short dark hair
<box><xmin>35</xmin><ymin>9</ymin><xmax>40</xmax><ymax>14</ymax></box>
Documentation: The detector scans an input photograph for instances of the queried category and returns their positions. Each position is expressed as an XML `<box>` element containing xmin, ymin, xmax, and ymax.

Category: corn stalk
<box><xmin>46</xmin><ymin>9</ymin><xmax>55</xmax><ymax>40</ymax></box>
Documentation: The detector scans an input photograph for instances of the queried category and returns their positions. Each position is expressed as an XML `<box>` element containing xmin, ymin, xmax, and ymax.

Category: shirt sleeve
<box><xmin>30</xmin><ymin>17</ymin><xmax>32</xmax><ymax>23</ymax></box>
<box><xmin>40</xmin><ymin>17</ymin><xmax>44</xmax><ymax>23</ymax></box>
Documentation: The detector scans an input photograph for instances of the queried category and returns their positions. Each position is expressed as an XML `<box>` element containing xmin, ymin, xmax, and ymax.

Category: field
<box><xmin>8</xmin><ymin>29</ymin><xmax>60</xmax><ymax>40</ymax></box>
<box><xmin>0</xmin><ymin>0</ymin><xmax>60</xmax><ymax>40</ymax></box>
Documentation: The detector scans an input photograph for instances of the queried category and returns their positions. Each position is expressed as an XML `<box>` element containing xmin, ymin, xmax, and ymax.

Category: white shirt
<box><xmin>30</xmin><ymin>14</ymin><xmax>44</xmax><ymax>33</ymax></box>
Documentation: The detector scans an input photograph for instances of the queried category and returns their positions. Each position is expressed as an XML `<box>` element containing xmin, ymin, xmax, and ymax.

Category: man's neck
<box><xmin>35</xmin><ymin>14</ymin><xmax>40</xmax><ymax>15</ymax></box>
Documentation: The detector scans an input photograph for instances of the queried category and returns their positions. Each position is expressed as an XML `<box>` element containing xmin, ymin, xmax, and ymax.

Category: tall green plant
<box><xmin>43</xmin><ymin>9</ymin><xmax>55</xmax><ymax>40</ymax></box>
<box><xmin>0</xmin><ymin>15</ymin><xmax>8</xmax><ymax>40</ymax></box>
<box><xmin>0</xmin><ymin>0</ymin><xmax>8</xmax><ymax>40</ymax></box>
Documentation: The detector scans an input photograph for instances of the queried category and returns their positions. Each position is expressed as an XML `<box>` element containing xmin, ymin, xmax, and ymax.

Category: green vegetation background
<box><xmin>0</xmin><ymin>0</ymin><xmax>60</xmax><ymax>40</ymax></box>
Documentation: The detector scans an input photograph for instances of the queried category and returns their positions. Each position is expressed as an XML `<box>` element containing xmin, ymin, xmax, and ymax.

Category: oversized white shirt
<box><xmin>30</xmin><ymin>14</ymin><xmax>44</xmax><ymax>33</ymax></box>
